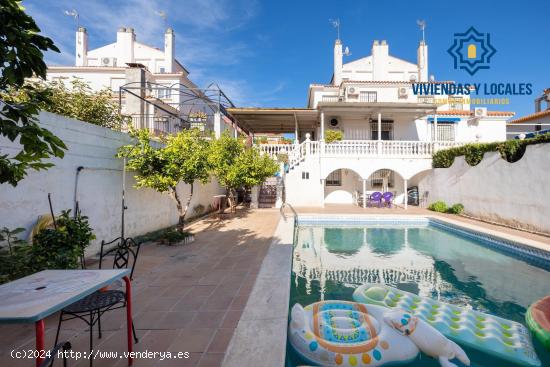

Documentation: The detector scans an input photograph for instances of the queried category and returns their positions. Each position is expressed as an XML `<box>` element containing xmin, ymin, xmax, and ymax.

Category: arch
<box><xmin>323</xmin><ymin>168</ymin><xmax>363</xmax><ymax>204</ymax></box>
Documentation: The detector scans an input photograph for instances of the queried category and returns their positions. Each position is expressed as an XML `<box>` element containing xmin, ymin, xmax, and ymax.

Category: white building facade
<box><xmin>230</xmin><ymin>37</ymin><xmax>514</xmax><ymax>208</ymax></box>
<box><xmin>47</xmin><ymin>27</ymin><xmax>240</xmax><ymax>137</ymax></box>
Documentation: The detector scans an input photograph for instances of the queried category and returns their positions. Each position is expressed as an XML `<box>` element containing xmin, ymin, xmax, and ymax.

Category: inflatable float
<box><xmin>353</xmin><ymin>284</ymin><xmax>541</xmax><ymax>367</ymax></box>
<box><xmin>288</xmin><ymin>300</ymin><xmax>469</xmax><ymax>367</ymax></box>
<box><xmin>526</xmin><ymin>295</ymin><xmax>550</xmax><ymax>351</ymax></box>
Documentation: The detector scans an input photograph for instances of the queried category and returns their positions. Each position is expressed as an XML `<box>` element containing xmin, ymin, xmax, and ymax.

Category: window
<box><xmin>370</xmin><ymin>169</ymin><xmax>394</xmax><ymax>188</ymax></box>
<box><xmin>157</xmin><ymin>86</ymin><xmax>170</xmax><ymax>99</ymax></box>
<box><xmin>431</xmin><ymin>123</ymin><xmax>455</xmax><ymax>141</ymax></box>
<box><xmin>301</xmin><ymin>171</ymin><xmax>309</xmax><ymax>180</ymax></box>
<box><xmin>159</xmin><ymin>67</ymin><xmax>165</xmax><ymax>73</ymax></box>
<box><xmin>326</xmin><ymin>170</ymin><xmax>342</xmax><ymax>186</ymax></box>
<box><xmin>370</xmin><ymin>121</ymin><xmax>394</xmax><ymax>140</ymax></box>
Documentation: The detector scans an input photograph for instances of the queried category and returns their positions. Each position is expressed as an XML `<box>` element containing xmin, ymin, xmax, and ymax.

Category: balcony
<box><xmin>259</xmin><ymin>140</ymin><xmax>464</xmax><ymax>167</ymax></box>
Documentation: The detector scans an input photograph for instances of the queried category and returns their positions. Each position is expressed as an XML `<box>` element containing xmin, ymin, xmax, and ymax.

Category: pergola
<box><xmin>226</xmin><ymin>107</ymin><xmax>319</xmax><ymax>139</ymax></box>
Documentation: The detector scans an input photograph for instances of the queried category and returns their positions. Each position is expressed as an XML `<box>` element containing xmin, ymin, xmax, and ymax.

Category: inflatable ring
<box><xmin>526</xmin><ymin>295</ymin><xmax>550</xmax><ymax>351</ymax></box>
<box><xmin>288</xmin><ymin>300</ymin><xmax>418</xmax><ymax>366</ymax></box>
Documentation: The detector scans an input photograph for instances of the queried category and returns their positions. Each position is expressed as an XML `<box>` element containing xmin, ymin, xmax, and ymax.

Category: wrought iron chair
<box><xmin>54</xmin><ymin>237</ymin><xmax>141</xmax><ymax>366</ymax></box>
<box><xmin>39</xmin><ymin>341</ymin><xmax>71</xmax><ymax>367</ymax></box>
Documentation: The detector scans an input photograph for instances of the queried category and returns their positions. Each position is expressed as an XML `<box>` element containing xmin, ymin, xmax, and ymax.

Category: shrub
<box><xmin>432</xmin><ymin>133</ymin><xmax>550</xmax><ymax>168</ymax></box>
<box><xmin>325</xmin><ymin>130</ymin><xmax>343</xmax><ymax>143</ymax></box>
<box><xmin>428</xmin><ymin>201</ymin><xmax>448</xmax><ymax>213</ymax></box>
<box><xmin>31</xmin><ymin>210</ymin><xmax>95</xmax><ymax>271</ymax></box>
<box><xmin>447</xmin><ymin>203</ymin><xmax>465</xmax><ymax>215</ymax></box>
<box><xmin>0</xmin><ymin>210</ymin><xmax>95</xmax><ymax>283</ymax></box>
<box><xmin>193</xmin><ymin>204</ymin><xmax>205</xmax><ymax>216</ymax></box>
<box><xmin>276</xmin><ymin>153</ymin><xmax>289</xmax><ymax>163</ymax></box>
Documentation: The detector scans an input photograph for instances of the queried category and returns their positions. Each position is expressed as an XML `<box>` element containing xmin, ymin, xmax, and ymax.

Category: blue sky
<box><xmin>26</xmin><ymin>0</ymin><xmax>548</xmax><ymax>117</ymax></box>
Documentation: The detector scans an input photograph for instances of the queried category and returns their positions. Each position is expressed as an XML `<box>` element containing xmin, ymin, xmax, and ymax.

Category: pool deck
<box><xmin>1</xmin><ymin>206</ymin><xmax>549</xmax><ymax>367</ymax></box>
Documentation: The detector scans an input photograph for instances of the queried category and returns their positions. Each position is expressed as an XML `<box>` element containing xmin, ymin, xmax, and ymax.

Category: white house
<box><xmin>506</xmin><ymin>88</ymin><xmax>550</xmax><ymax>139</ymax></box>
<box><xmin>229</xmin><ymin>37</ymin><xmax>514</xmax><ymax>208</ymax></box>
<box><xmin>47</xmin><ymin>27</ymin><xmax>240</xmax><ymax>137</ymax></box>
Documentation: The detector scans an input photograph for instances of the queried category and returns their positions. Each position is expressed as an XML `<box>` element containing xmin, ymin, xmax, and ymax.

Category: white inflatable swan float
<box><xmin>289</xmin><ymin>300</ymin><xmax>469</xmax><ymax>367</ymax></box>
<box><xmin>384</xmin><ymin>309</ymin><xmax>470</xmax><ymax>367</ymax></box>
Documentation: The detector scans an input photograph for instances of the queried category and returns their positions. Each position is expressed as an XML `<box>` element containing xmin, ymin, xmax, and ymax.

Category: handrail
<box><xmin>280</xmin><ymin>202</ymin><xmax>298</xmax><ymax>222</ymax></box>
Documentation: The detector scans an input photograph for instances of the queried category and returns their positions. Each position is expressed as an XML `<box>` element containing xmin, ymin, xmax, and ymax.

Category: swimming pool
<box><xmin>287</xmin><ymin>217</ymin><xmax>550</xmax><ymax>367</ymax></box>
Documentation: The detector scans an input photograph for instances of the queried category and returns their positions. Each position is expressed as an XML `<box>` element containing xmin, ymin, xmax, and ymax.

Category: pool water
<box><xmin>287</xmin><ymin>222</ymin><xmax>550</xmax><ymax>367</ymax></box>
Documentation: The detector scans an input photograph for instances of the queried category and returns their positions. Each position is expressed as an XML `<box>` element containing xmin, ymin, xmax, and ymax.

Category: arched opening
<box><xmin>407</xmin><ymin>169</ymin><xmax>432</xmax><ymax>207</ymax></box>
<box><xmin>362</xmin><ymin>169</ymin><xmax>406</xmax><ymax>207</ymax></box>
<box><xmin>323</xmin><ymin>168</ymin><xmax>363</xmax><ymax>204</ymax></box>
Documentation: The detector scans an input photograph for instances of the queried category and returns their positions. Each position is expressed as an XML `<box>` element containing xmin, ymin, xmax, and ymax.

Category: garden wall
<box><xmin>0</xmin><ymin>112</ymin><xmax>224</xmax><ymax>254</ymax></box>
<box><xmin>418</xmin><ymin>142</ymin><xmax>550</xmax><ymax>234</ymax></box>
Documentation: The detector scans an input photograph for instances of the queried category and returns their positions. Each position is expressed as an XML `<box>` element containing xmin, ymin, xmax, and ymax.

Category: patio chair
<box><xmin>54</xmin><ymin>237</ymin><xmax>141</xmax><ymax>366</ymax></box>
<box><xmin>367</xmin><ymin>192</ymin><xmax>383</xmax><ymax>207</ymax></box>
<box><xmin>39</xmin><ymin>341</ymin><xmax>72</xmax><ymax>367</ymax></box>
<box><xmin>382</xmin><ymin>192</ymin><xmax>394</xmax><ymax>208</ymax></box>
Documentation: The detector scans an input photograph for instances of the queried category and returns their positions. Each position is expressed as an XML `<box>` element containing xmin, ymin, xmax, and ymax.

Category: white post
<box><xmin>321</xmin><ymin>179</ymin><xmax>325</xmax><ymax>208</ymax></box>
<box><xmin>362</xmin><ymin>179</ymin><xmax>367</xmax><ymax>208</ymax></box>
<box><xmin>214</xmin><ymin>111</ymin><xmax>222</xmax><ymax>138</ymax></box>
<box><xmin>377</xmin><ymin>112</ymin><xmax>382</xmax><ymax>155</ymax></box>
<box><xmin>404</xmin><ymin>178</ymin><xmax>408</xmax><ymax>210</ymax></box>
<box><xmin>250</xmin><ymin>185</ymin><xmax>259</xmax><ymax>209</ymax></box>
<box><xmin>320</xmin><ymin>111</ymin><xmax>325</xmax><ymax>141</ymax></box>
<box><xmin>294</xmin><ymin>112</ymin><xmax>299</xmax><ymax>144</ymax></box>
<box><xmin>433</xmin><ymin>114</ymin><xmax>438</xmax><ymax>151</ymax></box>
<box><xmin>377</xmin><ymin>112</ymin><xmax>382</xmax><ymax>141</ymax></box>
<box><xmin>305</xmin><ymin>133</ymin><xmax>311</xmax><ymax>156</ymax></box>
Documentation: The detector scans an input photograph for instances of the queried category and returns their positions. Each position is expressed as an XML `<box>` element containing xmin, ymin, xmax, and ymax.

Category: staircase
<box><xmin>258</xmin><ymin>177</ymin><xmax>278</xmax><ymax>208</ymax></box>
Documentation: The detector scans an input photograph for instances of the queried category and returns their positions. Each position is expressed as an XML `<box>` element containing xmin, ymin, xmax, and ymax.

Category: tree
<box><xmin>208</xmin><ymin>132</ymin><xmax>278</xmax><ymax>211</ymax></box>
<box><xmin>0</xmin><ymin>0</ymin><xmax>66</xmax><ymax>186</ymax></box>
<box><xmin>118</xmin><ymin>128</ymin><xmax>210</xmax><ymax>231</ymax></box>
<box><xmin>2</xmin><ymin>79</ymin><xmax>129</xmax><ymax>130</ymax></box>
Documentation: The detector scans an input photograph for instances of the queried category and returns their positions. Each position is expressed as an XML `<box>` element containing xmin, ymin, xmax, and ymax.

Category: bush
<box><xmin>31</xmin><ymin>210</ymin><xmax>95</xmax><ymax>271</ymax></box>
<box><xmin>428</xmin><ymin>201</ymin><xmax>448</xmax><ymax>213</ymax></box>
<box><xmin>0</xmin><ymin>210</ymin><xmax>95</xmax><ymax>284</ymax></box>
<box><xmin>447</xmin><ymin>203</ymin><xmax>465</xmax><ymax>215</ymax></box>
<box><xmin>432</xmin><ymin>133</ymin><xmax>550</xmax><ymax>168</ymax></box>
<box><xmin>325</xmin><ymin>130</ymin><xmax>343</xmax><ymax>143</ymax></box>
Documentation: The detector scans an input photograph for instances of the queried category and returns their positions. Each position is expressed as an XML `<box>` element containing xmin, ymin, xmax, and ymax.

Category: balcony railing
<box><xmin>259</xmin><ymin>140</ymin><xmax>465</xmax><ymax>168</ymax></box>
<box><xmin>359</xmin><ymin>92</ymin><xmax>377</xmax><ymax>103</ymax></box>
<box><xmin>124</xmin><ymin>114</ymin><xmax>188</xmax><ymax>136</ymax></box>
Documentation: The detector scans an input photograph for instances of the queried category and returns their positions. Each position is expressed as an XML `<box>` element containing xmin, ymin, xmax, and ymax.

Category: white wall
<box><xmin>418</xmin><ymin>143</ymin><xmax>550</xmax><ymax>233</ymax></box>
<box><xmin>0</xmin><ymin>112</ymin><xmax>224</xmax><ymax>254</ymax></box>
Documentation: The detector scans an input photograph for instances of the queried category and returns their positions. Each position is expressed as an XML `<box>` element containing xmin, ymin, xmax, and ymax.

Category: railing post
<box><xmin>305</xmin><ymin>134</ymin><xmax>311</xmax><ymax>156</ymax></box>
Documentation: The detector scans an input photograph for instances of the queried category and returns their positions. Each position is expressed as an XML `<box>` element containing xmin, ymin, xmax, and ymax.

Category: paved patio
<box><xmin>2</xmin><ymin>204</ymin><xmax>549</xmax><ymax>367</ymax></box>
<box><xmin>0</xmin><ymin>208</ymin><xmax>280</xmax><ymax>367</ymax></box>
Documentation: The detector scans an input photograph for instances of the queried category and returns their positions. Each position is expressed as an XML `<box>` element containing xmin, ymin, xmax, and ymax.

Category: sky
<box><xmin>26</xmin><ymin>0</ymin><xmax>548</xmax><ymax>117</ymax></box>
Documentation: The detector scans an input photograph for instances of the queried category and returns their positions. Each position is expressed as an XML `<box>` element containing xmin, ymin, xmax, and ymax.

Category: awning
<box><xmin>227</xmin><ymin>108</ymin><xmax>318</xmax><ymax>134</ymax></box>
<box><xmin>427</xmin><ymin>117</ymin><xmax>461</xmax><ymax>123</ymax></box>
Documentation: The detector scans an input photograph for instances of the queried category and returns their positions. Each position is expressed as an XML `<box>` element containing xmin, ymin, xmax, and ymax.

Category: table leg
<box><xmin>35</xmin><ymin>319</ymin><xmax>45</xmax><ymax>367</ymax></box>
<box><xmin>123</xmin><ymin>276</ymin><xmax>133</xmax><ymax>366</ymax></box>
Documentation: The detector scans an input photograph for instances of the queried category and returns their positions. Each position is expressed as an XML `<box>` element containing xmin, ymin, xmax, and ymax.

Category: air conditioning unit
<box><xmin>347</xmin><ymin>87</ymin><xmax>357</xmax><ymax>94</ymax></box>
<box><xmin>100</xmin><ymin>57</ymin><xmax>116</xmax><ymax>67</ymax></box>
<box><xmin>398</xmin><ymin>87</ymin><xmax>408</xmax><ymax>98</ymax></box>
<box><xmin>474</xmin><ymin>107</ymin><xmax>487</xmax><ymax>117</ymax></box>
<box><xmin>330</xmin><ymin>118</ymin><xmax>339</xmax><ymax>127</ymax></box>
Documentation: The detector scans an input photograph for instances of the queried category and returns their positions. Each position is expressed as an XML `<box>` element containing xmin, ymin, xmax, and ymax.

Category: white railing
<box><xmin>258</xmin><ymin>144</ymin><xmax>292</xmax><ymax>158</ymax></box>
<box><xmin>258</xmin><ymin>140</ymin><xmax>465</xmax><ymax>169</ymax></box>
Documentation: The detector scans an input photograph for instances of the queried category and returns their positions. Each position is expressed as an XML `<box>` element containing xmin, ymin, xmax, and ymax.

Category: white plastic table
<box><xmin>0</xmin><ymin>269</ymin><xmax>134</xmax><ymax>366</ymax></box>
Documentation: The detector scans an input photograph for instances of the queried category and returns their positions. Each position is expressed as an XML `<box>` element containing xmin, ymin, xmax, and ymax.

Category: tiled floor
<box><xmin>0</xmin><ymin>208</ymin><xmax>280</xmax><ymax>367</ymax></box>
<box><xmin>2</xmin><ymin>204</ymin><xmax>549</xmax><ymax>367</ymax></box>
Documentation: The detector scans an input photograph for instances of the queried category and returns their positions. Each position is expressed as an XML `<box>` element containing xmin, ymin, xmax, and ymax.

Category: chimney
<box><xmin>333</xmin><ymin>39</ymin><xmax>343</xmax><ymax>86</ymax></box>
<box><xmin>417</xmin><ymin>40</ymin><xmax>429</xmax><ymax>82</ymax></box>
<box><xmin>117</xmin><ymin>27</ymin><xmax>135</xmax><ymax>66</ymax></box>
<box><xmin>164</xmin><ymin>28</ymin><xmax>175</xmax><ymax>73</ymax></box>
<box><xmin>372</xmin><ymin>40</ymin><xmax>389</xmax><ymax>80</ymax></box>
<box><xmin>75</xmin><ymin>27</ymin><xmax>88</xmax><ymax>66</ymax></box>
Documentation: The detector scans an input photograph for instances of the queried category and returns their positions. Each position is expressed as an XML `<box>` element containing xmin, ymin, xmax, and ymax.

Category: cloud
<box><xmin>24</xmin><ymin>0</ymin><xmax>261</xmax><ymax>104</ymax></box>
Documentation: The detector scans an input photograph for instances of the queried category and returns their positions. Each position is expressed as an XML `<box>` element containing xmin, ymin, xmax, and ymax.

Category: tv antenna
<box><xmin>156</xmin><ymin>10</ymin><xmax>168</xmax><ymax>28</ymax></box>
<box><xmin>329</xmin><ymin>18</ymin><xmax>340</xmax><ymax>40</ymax></box>
<box><xmin>417</xmin><ymin>20</ymin><xmax>426</xmax><ymax>42</ymax></box>
<box><xmin>64</xmin><ymin>9</ymin><xmax>79</xmax><ymax>29</ymax></box>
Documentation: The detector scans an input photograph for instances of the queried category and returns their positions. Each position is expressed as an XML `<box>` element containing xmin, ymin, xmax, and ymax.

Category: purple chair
<box><xmin>367</xmin><ymin>192</ymin><xmax>383</xmax><ymax>207</ymax></box>
<box><xmin>382</xmin><ymin>192</ymin><xmax>394</xmax><ymax>208</ymax></box>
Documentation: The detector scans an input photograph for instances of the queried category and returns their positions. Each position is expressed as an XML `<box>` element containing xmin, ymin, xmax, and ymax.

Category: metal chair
<box><xmin>39</xmin><ymin>341</ymin><xmax>71</xmax><ymax>367</ymax></box>
<box><xmin>54</xmin><ymin>237</ymin><xmax>141</xmax><ymax>366</ymax></box>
